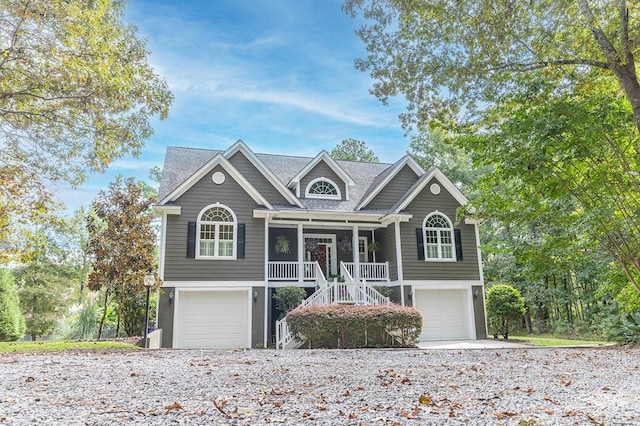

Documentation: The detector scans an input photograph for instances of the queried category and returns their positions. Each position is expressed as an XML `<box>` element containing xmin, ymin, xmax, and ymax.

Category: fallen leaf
<box><xmin>274</xmin><ymin>401</ymin><xmax>283</xmax><ymax>408</ymax></box>
<box><xmin>419</xmin><ymin>394</ymin><xmax>433</xmax><ymax>405</ymax></box>
<box><xmin>342</xmin><ymin>390</ymin><xmax>351</xmax><ymax>396</ymax></box>
<box><xmin>164</xmin><ymin>402</ymin><xmax>182</xmax><ymax>411</ymax></box>
<box><xmin>401</xmin><ymin>377</ymin><xmax>411</xmax><ymax>384</ymax></box>
<box><xmin>130</xmin><ymin>373</ymin><xmax>138</xmax><ymax>377</ymax></box>
<box><xmin>316</xmin><ymin>404</ymin><xmax>327</xmax><ymax>411</ymax></box>
<box><xmin>566</xmin><ymin>410</ymin><xmax>577</xmax><ymax>417</ymax></box>
<box><xmin>25</xmin><ymin>377</ymin><xmax>35</xmax><ymax>383</ymax></box>
<box><xmin>602</xmin><ymin>386</ymin><xmax>610</xmax><ymax>391</ymax></box>
<box><xmin>348</xmin><ymin>412</ymin><xmax>357</xmax><ymax>419</ymax></box>
<box><xmin>587</xmin><ymin>414</ymin><xmax>605</xmax><ymax>425</ymax></box>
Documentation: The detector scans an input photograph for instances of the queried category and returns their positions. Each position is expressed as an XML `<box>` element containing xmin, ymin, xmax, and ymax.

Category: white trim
<box><xmin>163</xmin><ymin>280</ymin><xmax>266</xmax><ymax>288</ymax></box>
<box><xmin>159</xmin><ymin>212</ymin><xmax>167</xmax><ymax>281</ymax></box>
<box><xmin>172</xmin><ymin>287</ymin><xmax>252</xmax><ymax>349</ymax></box>
<box><xmin>303</xmin><ymin>233</ymin><xmax>337</xmax><ymax>276</ymax></box>
<box><xmin>357</xmin><ymin>155</ymin><xmax>424</xmax><ymax>210</ymax></box>
<box><xmin>224</xmin><ymin>140</ymin><xmax>304</xmax><ymax>207</ymax></box>
<box><xmin>395</xmin><ymin>168</ymin><xmax>470</xmax><ymax>213</ymax></box>
<box><xmin>195</xmin><ymin>203</ymin><xmax>238</xmax><ymax>260</ymax></box>
<box><xmin>287</xmin><ymin>150</ymin><xmax>355</xmax><ymax>189</ymax></box>
<box><xmin>422</xmin><ymin>211</ymin><xmax>456</xmax><ymax>262</ymax></box>
<box><xmin>394</xmin><ymin>220</ymin><xmax>404</xmax><ymax>305</ymax></box>
<box><xmin>404</xmin><ymin>279</ymin><xmax>483</xmax><ymax>288</ymax></box>
<box><xmin>305</xmin><ymin>177</ymin><xmax>342</xmax><ymax>200</ymax></box>
<box><xmin>358</xmin><ymin>236</ymin><xmax>368</xmax><ymax>263</ymax></box>
<box><xmin>254</xmin><ymin>208</ymin><xmax>411</xmax><ymax>226</ymax></box>
<box><xmin>157</xmin><ymin>153</ymin><xmax>273</xmax><ymax>209</ymax></box>
<box><xmin>153</xmin><ymin>205</ymin><xmax>181</xmax><ymax>215</ymax></box>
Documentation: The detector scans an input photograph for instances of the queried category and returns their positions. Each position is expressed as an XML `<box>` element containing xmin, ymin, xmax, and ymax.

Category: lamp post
<box><xmin>143</xmin><ymin>272</ymin><xmax>155</xmax><ymax>348</ymax></box>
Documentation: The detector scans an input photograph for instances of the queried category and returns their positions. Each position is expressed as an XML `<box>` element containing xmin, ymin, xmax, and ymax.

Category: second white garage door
<box><xmin>175</xmin><ymin>290</ymin><xmax>250</xmax><ymax>349</ymax></box>
<box><xmin>414</xmin><ymin>289</ymin><xmax>471</xmax><ymax>341</ymax></box>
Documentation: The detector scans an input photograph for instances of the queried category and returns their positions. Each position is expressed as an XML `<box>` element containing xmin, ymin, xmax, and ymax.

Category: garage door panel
<box><xmin>176</xmin><ymin>290</ymin><xmax>249</xmax><ymax>348</ymax></box>
<box><xmin>415</xmin><ymin>289</ymin><xmax>470</xmax><ymax>341</ymax></box>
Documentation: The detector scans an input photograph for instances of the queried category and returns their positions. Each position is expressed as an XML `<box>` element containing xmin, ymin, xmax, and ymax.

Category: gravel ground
<box><xmin>0</xmin><ymin>346</ymin><xmax>638</xmax><ymax>425</ymax></box>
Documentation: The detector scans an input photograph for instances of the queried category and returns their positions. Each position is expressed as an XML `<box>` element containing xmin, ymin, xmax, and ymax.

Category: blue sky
<box><xmin>60</xmin><ymin>0</ymin><xmax>410</xmax><ymax>211</ymax></box>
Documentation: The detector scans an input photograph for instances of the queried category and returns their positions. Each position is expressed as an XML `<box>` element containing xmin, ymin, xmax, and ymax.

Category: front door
<box><xmin>310</xmin><ymin>244</ymin><xmax>328</xmax><ymax>278</ymax></box>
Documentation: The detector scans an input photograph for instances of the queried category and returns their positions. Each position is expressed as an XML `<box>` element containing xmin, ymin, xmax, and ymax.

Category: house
<box><xmin>154</xmin><ymin>140</ymin><xmax>487</xmax><ymax>349</ymax></box>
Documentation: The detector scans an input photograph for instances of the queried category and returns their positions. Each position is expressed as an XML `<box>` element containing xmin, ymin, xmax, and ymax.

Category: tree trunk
<box><xmin>97</xmin><ymin>291</ymin><xmax>109</xmax><ymax>340</ymax></box>
<box><xmin>614</xmin><ymin>59</ymin><xmax>640</xmax><ymax>133</ymax></box>
<box><xmin>523</xmin><ymin>309</ymin><xmax>532</xmax><ymax>334</ymax></box>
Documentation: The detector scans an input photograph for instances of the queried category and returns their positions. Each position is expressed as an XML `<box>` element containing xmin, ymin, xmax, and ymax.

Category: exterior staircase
<box><xmin>275</xmin><ymin>261</ymin><xmax>392</xmax><ymax>349</ymax></box>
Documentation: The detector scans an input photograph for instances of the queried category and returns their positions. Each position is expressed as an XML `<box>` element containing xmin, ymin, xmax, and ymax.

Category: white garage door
<box><xmin>175</xmin><ymin>290</ymin><xmax>250</xmax><ymax>349</ymax></box>
<box><xmin>414</xmin><ymin>289</ymin><xmax>470</xmax><ymax>341</ymax></box>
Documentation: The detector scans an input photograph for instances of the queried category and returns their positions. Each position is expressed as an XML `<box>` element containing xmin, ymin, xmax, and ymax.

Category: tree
<box><xmin>0</xmin><ymin>0</ymin><xmax>173</xmax><ymax>260</ymax></box>
<box><xmin>0</xmin><ymin>269</ymin><xmax>25</xmax><ymax>341</ymax></box>
<box><xmin>486</xmin><ymin>284</ymin><xmax>526</xmax><ymax>339</ymax></box>
<box><xmin>86</xmin><ymin>176</ymin><xmax>157</xmax><ymax>338</ymax></box>
<box><xmin>330</xmin><ymin>138</ymin><xmax>380</xmax><ymax>162</ymax></box>
<box><xmin>15</xmin><ymin>260</ymin><xmax>74</xmax><ymax>340</ymax></box>
<box><xmin>273</xmin><ymin>286</ymin><xmax>307</xmax><ymax>319</ymax></box>
<box><xmin>344</xmin><ymin>1</ymin><xmax>640</xmax><ymax>296</ymax></box>
<box><xmin>343</xmin><ymin>0</ymin><xmax>640</xmax><ymax>132</ymax></box>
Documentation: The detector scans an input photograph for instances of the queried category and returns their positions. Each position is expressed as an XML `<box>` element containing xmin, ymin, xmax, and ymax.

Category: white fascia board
<box><xmin>394</xmin><ymin>168</ymin><xmax>470</xmax><ymax>213</ymax></box>
<box><xmin>380</xmin><ymin>213</ymin><xmax>412</xmax><ymax>226</ymax></box>
<box><xmin>153</xmin><ymin>205</ymin><xmax>182</xmax><ymax>215</ymax></box>
<box><xmin>224</xmin><ymin>140</ymin><xmax>304</xmax><ymax>208</ymax></box>
<box><xmin>254</xmin><ymin>208</ymin><xmax>385</xmax><ymax>223</ymax></box>
<box><xmin>356</xmin><ymin>155</ymin><xmax>424</xmax><ymax>210</ymax></box>
<box><xmin>164</xmin><ymin>281</ymin><xmax>264</xmax><ymax>288</ymax></box>
<box><xmin>158</xmin><ymin>153</ymin><xmax>273</xmax><ymax>209</ymax></box>
<box><xmin>405</xmin><ymin>280</ymin><xmax>483</xmax><ymax>289</ymax></box>
<box><xmin>287</xmin><ymin>150</ymin><xmax>355</xmax><ymax>187</ymax></box>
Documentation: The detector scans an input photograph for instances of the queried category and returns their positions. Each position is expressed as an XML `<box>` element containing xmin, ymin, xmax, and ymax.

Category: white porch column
<box><xmin>352</xmin><ymin>225</ymin><xmax>360</xmax><ymax>281</ymax></box>
<box><xmin>297</xmin><ymin>223</ymin><xmax>304</xmax><ymax>282</ymax></box>
<box><xmin>264</xmin><ymin>214</ymin><xmax>270</xmax><ymax>348</ymax></box>
<box><xmin>395</xmin><ymin>219</ymin><xmax>405</xmax><ymax>306</ymax></box>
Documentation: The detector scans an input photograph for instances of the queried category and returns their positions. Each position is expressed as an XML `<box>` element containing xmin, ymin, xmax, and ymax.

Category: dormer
<box><xmin>287</xmin><ymin>151</ymin><xmax>355</xmax><ymax>201</ymax></box>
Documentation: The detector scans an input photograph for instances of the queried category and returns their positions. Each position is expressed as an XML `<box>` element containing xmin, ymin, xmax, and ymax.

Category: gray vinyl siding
<box><xmin>252</xmin><ymin>286</ymin><xmax>265</xmax><ymax>347</ymax></box>
<box><xmin>164</xmin><ymin>165</ymin><xmax>265</xmax><ymax>281</ymax></box>
<box><xmin>158</xmin><ymin>287</ymin><xmax>175</xmax><ymax>348</ymax></box>
<box><xmin>401</xmin><ymin>178</ymin><xmax>481</xmax><ymax>281</ymax></box>
<box><xmin>367</xmin><ymin>165</ymin><xmax>419</xmax><ymax>210</ymax></box>
<box><xmin>228</xmin><ymin>151</ymin><xmax>291</xmax><ymax>205</ymax></box>
<box><xmin>299</xmin><ymin>161</ymin><xmax>346</xmax><ymax>201</ymax></box>
<box><xmin>375</xmin><ymin>227</ymin><xmax>398</xmax><ymax>281</ymax></box>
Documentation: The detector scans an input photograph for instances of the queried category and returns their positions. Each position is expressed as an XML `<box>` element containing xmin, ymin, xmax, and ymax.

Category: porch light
<box><xmin>143</xmin><ymin>272</ymin><xmax>155</xmax><ymax>349</ymax></box>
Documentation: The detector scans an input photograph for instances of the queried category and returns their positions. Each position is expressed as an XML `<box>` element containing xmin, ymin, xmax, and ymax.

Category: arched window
<box><xmin>305</xmin><ymin>177</ymin><xmax>341</xmax><ymax>200</ymax></box>
<box><xmin>422</xmin><ymin>212</ymin><xmax>454</xmax><ymax>260</ymax></box>
<box><xmin>197</xmin><ymin>204</ymin><xmax>237</xmax><ymax>259</ymax></box>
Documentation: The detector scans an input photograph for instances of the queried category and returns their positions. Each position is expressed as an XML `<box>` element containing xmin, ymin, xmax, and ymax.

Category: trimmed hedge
<box><xmin>287</xmin><ymin>304</ymin><xmax>422</xmax><ymax>348</ymax></box>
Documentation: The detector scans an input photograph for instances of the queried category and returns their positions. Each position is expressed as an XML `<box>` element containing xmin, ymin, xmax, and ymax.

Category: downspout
<box><xmin>395</xmin><ymin>219</ymin><xmax>405</xmax><ymax>306</ymax></box>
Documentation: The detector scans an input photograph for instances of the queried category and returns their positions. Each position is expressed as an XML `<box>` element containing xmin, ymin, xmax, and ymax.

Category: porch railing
<box><xmin>342</xmin><ymin>262</ymin><xmax>390</xmax><ymax>281</ymax></box>
<box><xmin>268</xmin><ymin>261</ymin><xmax>318</xmax><ymax>281</ymax></box>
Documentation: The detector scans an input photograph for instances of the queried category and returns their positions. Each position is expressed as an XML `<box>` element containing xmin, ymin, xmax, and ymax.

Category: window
<box><xmin>305</xmin><ymin>177</ymin><xmax>341</xmax><ymax>200</ymax></box>
<box><xmin>197</xmin><ymin>204</ymin><xmax>236</xmax><ymax>259</ymax></box>
<box><xmin>423</xmin><ymin>212</ymin><xmax>454</xmax><ymax>260</ymax></box>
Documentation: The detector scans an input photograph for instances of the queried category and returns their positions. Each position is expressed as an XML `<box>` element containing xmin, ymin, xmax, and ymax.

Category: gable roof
<box><xmin>157</xmin><ymin>152</ymin><xmax>272</xmax><ymax>209</ymax></box>
<box><xmin>156</xmin><ymin>144</ymin><xmax>472</xmax><ymax>218</ymax></box>
<box><xmin>392</xmin><ymin>167</ymin><xmax>469</xmax><ymax>213</ymax></box>
<box><xmin>287</xmin><ymin>150</ymin><xmax>356</xmax><ymax>192</ymax></box>
<box><xmin>356</xmin><ymin>154</ymin><xmax>424</xmax><ymax>210</ymax></box>
<box><xmin>224</xmin><ymin>140</ymin><xmax>304</xmax><ymax>207</ymax></box>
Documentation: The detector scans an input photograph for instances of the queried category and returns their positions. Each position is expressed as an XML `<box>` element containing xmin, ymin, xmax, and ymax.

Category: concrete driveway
<box><xmin>417</xmin><ymin>339</ymin><xmax>529</xmax><ymax>349</ymax></box>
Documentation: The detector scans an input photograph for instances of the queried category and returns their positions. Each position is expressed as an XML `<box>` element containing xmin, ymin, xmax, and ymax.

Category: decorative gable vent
<box><xmin>305</xmin><ymin>177</ymin><xmax>341</xmax><ymax>200</ymax></box>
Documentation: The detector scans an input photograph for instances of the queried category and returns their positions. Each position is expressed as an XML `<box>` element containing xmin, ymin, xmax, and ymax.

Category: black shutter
<box><xmin>187</xmin><ymin>222</ymin><xmax>196</xmax><ymax>258</ymax></box>
<box><xmin>237</xmin><ymin>223</ymin><xmax>246</xmax><ymax>259</ymax></box>
<box><xmin>454</xmin><ymin>229</ymin><xmax>463</xmax><ymax>261</ymax></box>
<box><xmin>416</xmin><ymin>228</ymin><xmax>424</xmax><ymax>260</ymax></box>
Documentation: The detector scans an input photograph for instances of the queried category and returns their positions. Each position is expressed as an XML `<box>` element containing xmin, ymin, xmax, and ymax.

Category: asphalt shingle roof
<box><xmin>157</xmin><ymin>146</ymin><xmax>406</xmax><ymax>213</ymax></box>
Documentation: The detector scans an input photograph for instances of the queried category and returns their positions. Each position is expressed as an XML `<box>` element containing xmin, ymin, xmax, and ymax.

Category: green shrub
<box><xmin>610</xmin><ymin>310</ymin><xmax>640</xmax><ymax>344</ymax></box>
<box><xmin>0</xmin><ymin>269</ymin><xmax>26</xmax><ymax>341</ymax></box>
<box><xmin>486</xmin><ymin>284</ymin><xmax>525</xmax><ymax>339</ymax></box>
<box><xmin>372</xmin><ymin>286</ymin><xmax>393</xmax><ymax>299</ymax></box>
<box><xmin>273</xmin><ymin>286</ymin><xmax>306</xmax><ymax>319</ymax></box>
<box><xmin>287</xmin><ymin>304</ymin><xmax>422</xmax><ymax>348</ymax></box>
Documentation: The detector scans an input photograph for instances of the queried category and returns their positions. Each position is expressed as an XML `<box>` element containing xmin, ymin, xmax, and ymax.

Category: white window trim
<box><xmin>422</xmin><ymin>211</ymin><xmax>455</xmax><ymax>262</ymax></box>
<box><xmin>358</xmin><ymin>236</ymin><xmax>368</xmax><ymax>263</ymax></box>
<box><xmin>304</xmin><ymin>177</ymin><xmax>341</xmax><ymax>200</ymax></box>
<box><xmin>196</xmin><ymin>203</ymin><xmax>238</xmax><ymax>260</ymax></box>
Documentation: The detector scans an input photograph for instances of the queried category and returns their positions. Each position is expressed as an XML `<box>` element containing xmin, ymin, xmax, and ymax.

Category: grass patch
<box><xmin>0</xmin><ymin>340</ymin><xmax>139</xmax><ymax>353</ymax></box>
<box><xmin>508</xmin><ymin>335</ymin><xmax>614</xmax><ymax>347</ymax></box>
